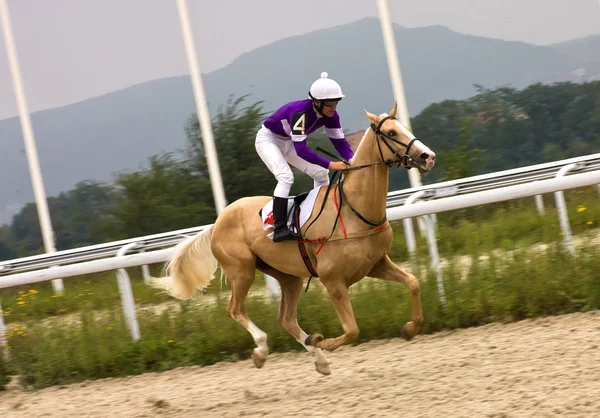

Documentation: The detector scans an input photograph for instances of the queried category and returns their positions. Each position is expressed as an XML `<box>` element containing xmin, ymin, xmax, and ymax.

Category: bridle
<box><xmin>319</xmin><ymin>115</ymin><xmax>420</xmax><ymax>172</ymax></box>
<box><xmin>309</xmin><ymin>115</ymin><xmax>421</xmax><ymax>231</ymax></box>
<box><xmin>370</xmin><ymin>115</ymin><xmax>419</xmax><ymax>169</ymax></box>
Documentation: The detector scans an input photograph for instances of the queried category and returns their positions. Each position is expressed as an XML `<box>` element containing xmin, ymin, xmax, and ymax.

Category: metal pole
<box><xmin>377</xmin><ymin>0</ymin><xmax>422</xmax><ymax>190</ymax></box>
<box><xmin>403</xmin><ymin>190</ymin><xmax>428</xmax><ymax>255</ymax></box>
<box><xmin>534</xmin><ymin>194</ymin><xmax>545</xmax><ymax>216</ymax></box>
<box><xmin>423</xmin><ymin>215</ymin><xmax>446</xmax><ymax>308</ymax></box>
<box><xmin>139</xmin><ymin>249</ymin><xmax>152</xmax><ymax>285</ymax></box>
<box><xmin>175</xmin><ymin>1</ymin><xmax>279</xmax><ymax>299</ymax></box>
<box><xmin>176</xmin><ymin>0</ymin><xmax>227</xmax><ymax>215</ymax></box>
<box><xmin>554</xmin><ymin>164</ymin><xmax>583</xmax><ymax>256</ymax></box>
<box><xmin>0</xmin><ymin>301</ymin><xmax>10</xmax><ymax>361</ymax></box>
<box><xmin>115</xmin><ymin>243</ymin><xmax>141</xmax><ymax>341</ymax></box>
<box><xmin>1</xmin><ymin>0</ymin><xmax>63</xmax><ymax>293</ymax></box>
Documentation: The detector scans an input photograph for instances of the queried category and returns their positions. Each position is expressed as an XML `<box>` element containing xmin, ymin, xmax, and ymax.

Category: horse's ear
<box><xmin>389</xmin><ymin>102</ymin><xmax>398</xmax><ymax>118</ymax></box>
<box><xmin>364</xmin><ymin>109</ymin><xmax>379</xmax><ymax>126</ymax></box>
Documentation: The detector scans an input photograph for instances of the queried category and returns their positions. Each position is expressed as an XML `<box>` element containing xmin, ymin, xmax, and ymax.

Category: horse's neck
<box><xmin>341</xmin><ymin>134</ymin><xmax>389</xmax><ymax>224</ymax></box>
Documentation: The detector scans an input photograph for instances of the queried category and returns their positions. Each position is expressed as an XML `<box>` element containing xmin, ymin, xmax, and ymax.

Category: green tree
<box><xmin>437</xmin><ymin>117</ymin><xmax>484</xmax><ymax>181</ymax></box>
<box><xmin>110</xmin><ymin>154</ymin><xmax>213</xmax><ymax>238</ymax></box>
<box><xmin>0</xmin><ymin>226</ymin><xmax>16</xmax><ymax>261</ymax></box>
<box><xmin>9</xmin><ymin>181</ymin><xmax>116</xmax><ymax>257</ymax></box>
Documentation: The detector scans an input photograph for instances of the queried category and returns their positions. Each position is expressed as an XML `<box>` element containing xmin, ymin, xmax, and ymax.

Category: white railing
<box><xmin>0</xmin><ymin>169</ymin><xmax>598</xmax><ymax>343</ymax></box>
<box><xmin>0</xmin><ymin>155</ymin><xmax>599</xmax><ymax>346</ymax></box>
<box><xmin>387</xmin><ymin>153</ymin><xmax>600</xmax><ymax>207</ymax></box>
<box><xmin>0</xmin><ymin>225</ymin><xmax>210</xmax><ymax>275</ymax></box>
<box><xmin>2</xmin><ymin>153</ymin><xmax>599</xmax><ymax>277</ymax></box>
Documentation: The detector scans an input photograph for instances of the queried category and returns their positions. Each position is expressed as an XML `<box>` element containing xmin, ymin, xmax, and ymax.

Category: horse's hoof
<box><xmin>305</xmin><ymin>333</ymin><xmax>324</xmax><ymax>347</ymax></box>
<box><xmin>401</xmin><ymin>324</ymin><xmax>414</xmax><ymax>341</ymax></box>
<box><xmin>315</xmin><ymin>361</ymin><xmax>331</xmax><ymax>376</ymax></box>
<box><xmin>252</xmin><ymin>348</ymin><xmax>267</xmax><ymax>369</ymax></box>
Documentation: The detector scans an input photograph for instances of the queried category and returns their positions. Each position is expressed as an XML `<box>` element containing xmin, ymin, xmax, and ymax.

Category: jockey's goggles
<box><xmin>321</xmin><ymin>99</ymin><xmax>341</xmax><ymax>107</ymax></box>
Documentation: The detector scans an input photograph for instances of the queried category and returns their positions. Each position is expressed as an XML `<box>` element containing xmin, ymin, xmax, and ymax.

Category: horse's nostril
<box><xmin>420</xmin><ymin>152</ymin><xmax>429</xmax><ymax>161</ymax></box>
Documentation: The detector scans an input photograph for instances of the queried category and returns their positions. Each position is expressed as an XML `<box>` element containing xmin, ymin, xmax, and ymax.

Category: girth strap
<box><xmin>293</xmin><ymin>202</ymin><xmax>318</xmax><ymax>279</ymax></box>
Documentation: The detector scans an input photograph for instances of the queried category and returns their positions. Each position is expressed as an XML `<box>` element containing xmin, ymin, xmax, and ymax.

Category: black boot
<box><xmin>272</xmin><ymin>196</ymin><xmax>294</xmax><ymax>242</ymax></box>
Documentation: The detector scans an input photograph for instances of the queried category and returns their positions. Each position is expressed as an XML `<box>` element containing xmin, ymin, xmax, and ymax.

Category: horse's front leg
<box><xmin>311</xmin><ymin>280</ymin><xmax>359</xmax><ymax>352</ymax></box>
<box><xmin>367</xmin><ymin>255</ymin><xmax>423</xmax><ymax>340</ymax></box>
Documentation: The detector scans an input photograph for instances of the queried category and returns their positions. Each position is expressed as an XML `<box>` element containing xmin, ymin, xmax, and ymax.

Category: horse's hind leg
<box><xmin>221</xmin><ymin>260</ymin><xmax>270</xmax><ymax>368</ymax></box>
<box><xmin>258</xmin><ymin>265</ymin><xmax>331</xmax><ymax>375</ymax></box>
<box><xmin>367</xmin><ymin>255</ymin><xmax>424</xmax><ymax>340</ymax></box>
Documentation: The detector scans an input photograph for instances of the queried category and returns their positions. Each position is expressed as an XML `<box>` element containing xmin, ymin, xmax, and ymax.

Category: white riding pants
<box><xmin>255</xmin><ymin>125</ymin><xmax>330</xmax><ymax>198</ymax></box>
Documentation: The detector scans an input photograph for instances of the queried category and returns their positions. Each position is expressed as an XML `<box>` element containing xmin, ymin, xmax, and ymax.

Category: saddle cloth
<box><xmin>261</xmin><ymin>187</ymin><xmax>321</xmax><ymax>240</ymax></box>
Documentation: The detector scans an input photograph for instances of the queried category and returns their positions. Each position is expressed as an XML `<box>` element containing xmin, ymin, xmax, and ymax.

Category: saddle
<box><xmin>259</xmin><ymin>189</ymin><xmax>319</xmax><ymax>241</ymax></box>
<box><xmin>259</xmin><ymin>190</ymin><xmax>320</xmax><ymax>279</ymax></box>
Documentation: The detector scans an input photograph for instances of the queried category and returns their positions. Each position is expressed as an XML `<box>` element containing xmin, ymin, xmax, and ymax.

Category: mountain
<box><xmin>551</xmin><ymin>35</ymin><xmax>600</xmax><ymax>82</ymax></box>
<box><xmin>1</xmin><ymin>18</ymin><xmax>599</xmax><ymax>224</ymax></box>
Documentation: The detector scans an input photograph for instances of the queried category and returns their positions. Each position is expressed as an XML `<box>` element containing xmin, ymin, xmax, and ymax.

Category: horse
<box><xmin>152</xmin><ymin>103</ymin><xmax>436</xmax><ymax>375</ymax></box>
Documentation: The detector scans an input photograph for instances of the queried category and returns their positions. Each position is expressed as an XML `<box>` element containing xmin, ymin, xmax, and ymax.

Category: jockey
<box><xmin>255</xmin><ymin>72</ymin><xmax>354</xmax><ymax>242</ymax></box>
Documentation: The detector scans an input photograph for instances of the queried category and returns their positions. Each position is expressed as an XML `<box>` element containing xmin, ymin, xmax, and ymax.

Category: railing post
<box><xmin>403</xmin><ymin>191</ymin><xmax>428</xmax><ymax>256</ymax></box>
<box><xmin>0</xmin><ymin>301</ymin><xmax>10</xmax><ymax>361</ymax></box>
<box><xmin>554</xmin><ymin>163</ymin><xmax>584</xmax><ymax>256</ymax></box>
<box><xmin>139</xmin><ymin>249</ymin><xmax>152</xmax><ymax>285</ymax></box>
<box><xmin>535</xmin><ymin>194</ymin><xmax>545</xmax><ymax>216</ymax></box>
<box><xmin>264</xmin><ymin>274</ymin><xmax>281</xmax><ymax>300</ymax></box>
<box><xmin>115</xmin><ymin>243</ymin><xmax>141</xmax><ymax>341</ymax></box>
<box><xmin>422</xmin><ymin>215</ymin><xmax>446</xmax><ymax>308</ymax></box>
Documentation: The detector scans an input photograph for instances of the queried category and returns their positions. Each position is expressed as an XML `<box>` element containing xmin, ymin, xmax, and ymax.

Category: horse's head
<box><xmin>364</xmin><ymin>103</ymin><xmax>436</xmax><ymax>173</ymax></box>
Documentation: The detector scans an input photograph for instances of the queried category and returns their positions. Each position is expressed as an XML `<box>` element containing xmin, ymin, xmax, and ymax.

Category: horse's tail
<box><xmin>151</xmin><ymin>226</ymin><xmax>218</xmax><ymax>300</ymax></box>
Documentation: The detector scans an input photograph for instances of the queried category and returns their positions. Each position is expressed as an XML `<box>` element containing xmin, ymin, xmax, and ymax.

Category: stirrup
<box><xmin>273</xmin><ymin>227</ymin><xmax>296</xmax><ymax>242</ymax></box>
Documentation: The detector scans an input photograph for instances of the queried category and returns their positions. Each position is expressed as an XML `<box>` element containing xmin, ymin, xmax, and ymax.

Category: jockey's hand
<box><xmin>329</xmin><ymin>161</ymin><xmax>348</xmax><ymax>171</ymax></box>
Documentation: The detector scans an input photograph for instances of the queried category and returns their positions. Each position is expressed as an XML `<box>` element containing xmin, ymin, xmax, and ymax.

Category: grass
<box><xmin>0</xmin><ymin>187</ymin><xmax>599</xmax><ymax>389</ymax></box>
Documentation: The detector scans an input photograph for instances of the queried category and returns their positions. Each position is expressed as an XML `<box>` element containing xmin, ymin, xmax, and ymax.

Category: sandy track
<box><xmin>1</xmin><ymin>311</ymin><xmax>599</xmax><ymax>417</ymax></box>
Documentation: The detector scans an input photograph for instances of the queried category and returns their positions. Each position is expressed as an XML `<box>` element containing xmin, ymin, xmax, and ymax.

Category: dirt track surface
<box><xmin>1</xmin><ymin>311</ymin><xmax>599</xmax><ymax>417</ymax></box>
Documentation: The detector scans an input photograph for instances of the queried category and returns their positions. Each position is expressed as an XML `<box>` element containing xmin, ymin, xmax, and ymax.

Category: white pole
<box><xmin>175</xmin><ymin>0</ymin><xmax>280</xmax><ymax>298</ymax></box>
<box><xmin>377</xmin><ymin>0</ymin><xmax>422</xmax><ymax>190</ymax></box>
<box><xmin>553</xmin><ymin>164</ymin><xmax>581</xmax><ymax>256</ymax></box>
<box><xmin>403</xmin><ymin>190</ymin><xmax>428</xmax><ymax>255</ymax></box>
<box><xmin>0</xmin><ymin>301</ymin><xmax>9</xmax><ymax>361</ymax></box>
<box><xmin>534</xmin><ymin>194</ymin><xmax>545</xmax><ymax>216</ymax></box>
<box><xmin>0</xmin><ymin>0</ymin><xmax>64</xmax><ymax>294</ymax></box>
<box><xmin>423</xmin><ymin>214</ymin><xmax>445</xmax><ymax>307</ymax></box>
<box><xmin>115</xmin><ymin>243</ymin><xmax>141</xmax><ymax>341</ymax></box>
<box><xmin>140</xmin><ymin>249</ymin><xmax>152</xmax><ymax>285</ymax></box>
<box><xmin>176</xmin><ymin>0</ymin><xmax>227</xmax><ymax>215</ymax></box>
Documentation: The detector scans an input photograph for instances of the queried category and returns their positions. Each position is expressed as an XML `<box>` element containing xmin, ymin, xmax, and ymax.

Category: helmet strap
<box><xmin>308</xmin><ymin>92</ymin><xmax>326</xmax><ymax>116</ymax></box>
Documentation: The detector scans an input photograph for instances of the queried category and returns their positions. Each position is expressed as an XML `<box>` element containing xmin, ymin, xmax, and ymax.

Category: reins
<box><xmin>298</xmin><ymin>117</ymin><xmax>418</xmax><ymax>290</ymax></box>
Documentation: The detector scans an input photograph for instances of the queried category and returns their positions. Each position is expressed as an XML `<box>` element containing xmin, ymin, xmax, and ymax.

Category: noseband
<box><xmin>370</xmin><ymin>116</ymin><xmax>418</xmax><ymax>168</ymax></box>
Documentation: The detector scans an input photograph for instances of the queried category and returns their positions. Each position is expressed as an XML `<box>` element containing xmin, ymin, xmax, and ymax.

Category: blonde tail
<box><xmin>152</xmin><ymin>226</ymin><xmax>218</xmax><ymax>299</ymax></box>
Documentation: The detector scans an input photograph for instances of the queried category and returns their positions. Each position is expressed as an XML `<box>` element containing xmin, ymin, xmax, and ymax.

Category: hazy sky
<box><xmin>1</xmin><ymin>0</ymin><xmax>599</xmax><ymax>120</ymax></box>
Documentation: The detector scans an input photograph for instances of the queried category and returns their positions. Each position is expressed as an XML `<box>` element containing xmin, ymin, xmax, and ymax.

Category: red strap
<box><xmin>333</xmin><ymin>185</ymin><xmax>347</xmax><ymax>239</ymax></box>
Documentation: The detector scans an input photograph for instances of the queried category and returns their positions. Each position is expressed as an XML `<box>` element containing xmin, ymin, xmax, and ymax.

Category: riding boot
<box><xmin>272</xmin><ymin>196</ymin><xmax>294</xmax><ymax>242</ymax></box>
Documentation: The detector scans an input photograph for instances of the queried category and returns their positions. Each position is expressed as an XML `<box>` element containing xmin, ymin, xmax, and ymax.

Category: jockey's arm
<box><xmin>324</xmin><ymin>113</ymin><xmax>354</xmax><ymax>162</ymax></box>
<box><xmin>292</xmin><ymin>136</ymin><xmax>331</xmax><ymax>168</ymax></box>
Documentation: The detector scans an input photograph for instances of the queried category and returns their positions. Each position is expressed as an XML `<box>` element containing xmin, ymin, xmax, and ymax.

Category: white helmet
<box><xmin>309</xmin><ymin>72</ymin><xmax>345</xmax><ymax>100</ymax></box>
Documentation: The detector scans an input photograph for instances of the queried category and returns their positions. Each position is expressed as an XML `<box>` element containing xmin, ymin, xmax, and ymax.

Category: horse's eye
<box><xmin>388</xmin><ymin>131</ymin><xmax>396</xmax><ymax>137</ymax></box>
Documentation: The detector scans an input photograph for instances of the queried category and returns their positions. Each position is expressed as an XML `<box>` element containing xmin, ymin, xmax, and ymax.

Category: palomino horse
<box><xmin>153</xmin><ymin>103</ymin><xmax>436</xmax><ymax>375</ymax></box>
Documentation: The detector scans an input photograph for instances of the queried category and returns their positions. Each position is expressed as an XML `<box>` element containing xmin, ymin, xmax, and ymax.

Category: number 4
<box><xmin>292</xmin><ymin>113</ymin><xmax>306</xmax><ymax>135</ymax></box>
